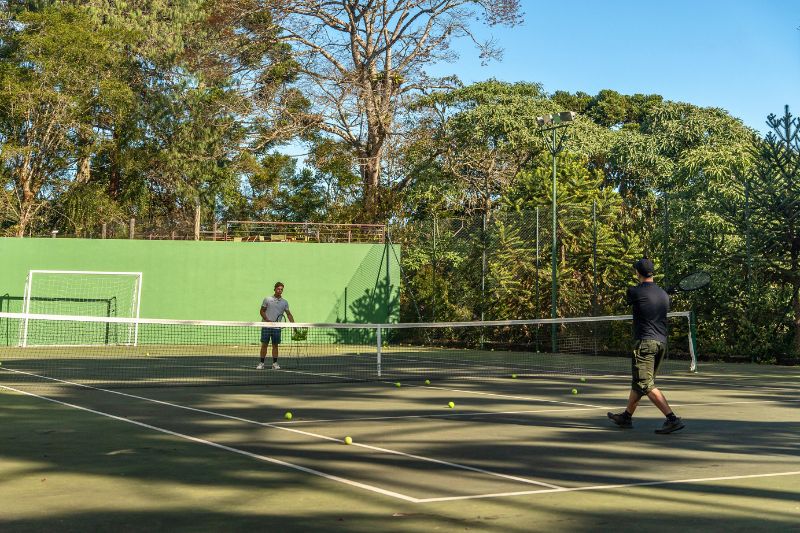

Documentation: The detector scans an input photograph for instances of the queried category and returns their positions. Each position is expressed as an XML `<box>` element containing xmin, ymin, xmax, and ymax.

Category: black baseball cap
<box><xmin>633</xmin><ymin>257</ymin><xmax>654</xmax><ymax>277</ymax></box>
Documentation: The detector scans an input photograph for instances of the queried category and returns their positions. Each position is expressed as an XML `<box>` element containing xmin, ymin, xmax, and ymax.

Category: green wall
<box><xmin>0</xmin><ymin>238</ymin><xmax>400</xmax><ymax>324</ymax></box>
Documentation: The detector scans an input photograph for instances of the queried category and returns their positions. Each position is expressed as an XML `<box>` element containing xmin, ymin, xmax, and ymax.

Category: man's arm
<box><xmin>260</xmin><ymin>306</ymin><xmax>268</xmax><ymax>321</ymax></box>
<box><xmin>286</xmin><ymin>310</ymin><xmax>295</xmax><ymax>322</ymax></box>
<box><xmin>625</xmin><ymin>287</ymin><xmax>635</xmax><ymax>306</ymax></box>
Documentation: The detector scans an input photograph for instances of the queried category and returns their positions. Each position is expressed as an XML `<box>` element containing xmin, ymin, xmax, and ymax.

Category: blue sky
<box><xmin>427</xmin><ymin>0</ymin><xmax>799</xmax><ymax>133</ymax></box>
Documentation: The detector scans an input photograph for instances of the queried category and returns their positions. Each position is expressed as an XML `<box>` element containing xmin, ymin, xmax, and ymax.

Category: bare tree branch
<box><xmin>266</xmin><ymin>0</ymin><xmax>522</xmax><ymax>220</ymax></box>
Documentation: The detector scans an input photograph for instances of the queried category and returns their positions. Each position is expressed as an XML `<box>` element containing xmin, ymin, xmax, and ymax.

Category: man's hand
<box><xmin>665</xmin><ymin>286</ymin><xmax>678</xmax><ymax>295</ymax></box>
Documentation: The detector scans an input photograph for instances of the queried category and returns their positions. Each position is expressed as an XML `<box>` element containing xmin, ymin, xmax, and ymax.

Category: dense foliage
<box><xmin>1</xmin><ymin>2</ymin><xmax>797</xmax><ymax>358</ymax></box>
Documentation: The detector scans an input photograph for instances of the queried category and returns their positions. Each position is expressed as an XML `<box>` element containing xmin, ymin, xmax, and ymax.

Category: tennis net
<box><xmin>0</xmin><ymin>312</ymin><xmax>696</xmax><ymax>390</ymax></box>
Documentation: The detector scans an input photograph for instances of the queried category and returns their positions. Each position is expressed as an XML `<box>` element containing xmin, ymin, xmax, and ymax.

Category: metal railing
<box><xmin>222</xmin><ymin>221</ymin><xmax>385</xmax><ymax>244</ymax></box>
<box><xmin>28</xmin><ymin>219</ymin><xmax>387</xmax><ymax>244</ymax></box>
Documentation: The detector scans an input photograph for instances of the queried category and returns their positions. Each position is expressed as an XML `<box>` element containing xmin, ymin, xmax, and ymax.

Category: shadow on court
<box><xmin>2</xmin><ymin>365</ymin><xmax>799</xmax><ymax>531</ymax></box>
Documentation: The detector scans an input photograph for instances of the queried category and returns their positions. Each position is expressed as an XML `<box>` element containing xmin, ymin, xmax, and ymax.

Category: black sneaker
<box><xmin>607</xmin><ymin>411</ymin><xmax>633</xmax><ymax>428</ymax></box>
<box><xmin>655</xmin><ymin>417</ymin><xmax>685</xmax><ymax>434</ymax></box>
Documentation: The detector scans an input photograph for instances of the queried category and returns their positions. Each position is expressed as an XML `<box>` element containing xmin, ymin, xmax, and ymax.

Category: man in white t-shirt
<box><xmin>257</xmin><ymin>282</ymin><xmax>295</xmax><ymax>370</ymax></box>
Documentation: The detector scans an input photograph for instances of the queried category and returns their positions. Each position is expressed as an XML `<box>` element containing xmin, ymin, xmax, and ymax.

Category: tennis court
<box><xmin>2</xmin><ymin>317</ymin><xmax>799</xmax><ymax>531</ymax></box>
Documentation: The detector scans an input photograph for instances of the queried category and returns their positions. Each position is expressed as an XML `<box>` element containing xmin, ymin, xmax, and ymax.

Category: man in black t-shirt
<box><xmin>607</xmin><ymin>258</ymin><xmax>685</xmax><ymax>434</ymax></box>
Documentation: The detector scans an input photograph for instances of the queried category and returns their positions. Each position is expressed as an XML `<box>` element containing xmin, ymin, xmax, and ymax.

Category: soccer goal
<box><xmin>20</xmin><ymin>270</ymin><xmax>142</xmax><ymax>347</ymax></box>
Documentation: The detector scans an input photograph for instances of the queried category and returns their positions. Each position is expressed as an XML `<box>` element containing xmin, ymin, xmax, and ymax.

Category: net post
<box><xmin>133</xmin><ymin>273</ymin><xmax>143</xmax><ymax>346</ymax></box>
<box><xmin>688</xmin><ymin>311</ymin><xmax>698</xmax><ymax>372</ymax></box>
<box><xmin>21</xmin><ymin>272</ymin><xmax>32</xmax><ymax>347</ymax></box>
<box><xmin>376</xmin><ymin>326</ymin><xmax>382</xmax><ymax>377</ymax></box>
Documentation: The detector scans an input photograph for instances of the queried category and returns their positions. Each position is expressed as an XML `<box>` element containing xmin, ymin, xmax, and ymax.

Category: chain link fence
<box><xmin>393</xmin><ymin>204</ymin><xmax>638</xmax><ymax>322</ymax></box>
<box><xmin>391</xmin><ymin>201</ymin><xmax>791</xmax><ymax>363</ymax></box>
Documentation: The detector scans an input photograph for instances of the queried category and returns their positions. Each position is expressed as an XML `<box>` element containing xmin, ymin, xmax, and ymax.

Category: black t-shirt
<box><xmin>626</xmin><ymin>282</ymin><xmax>669</xmax><ymax>343</ymax></box>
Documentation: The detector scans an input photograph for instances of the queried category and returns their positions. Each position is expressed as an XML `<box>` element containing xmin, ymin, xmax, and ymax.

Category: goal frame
<box><xmin>21</xmin><ymin>270</ymin><xmax>143</xmax><ymax>347</ymax></box>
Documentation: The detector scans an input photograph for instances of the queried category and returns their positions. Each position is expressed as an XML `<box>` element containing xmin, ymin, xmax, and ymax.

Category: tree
<box><xmin>420</xmin><ymin>81</ymin><xmax>546</xmax><ymax>216</ymax></box>
<box><xmin>396</xmin><ymin>81</ymin><xmax>630</xmax><ymax>321</ymax></box>
<box><xmin>727</xmin><ymin>106</ymin><xmax>800</xmax><ymax>355</ymax></box>
<box><xmin>0</xmin><ymin>6</ymin><xmax>133</xmax><ymax>236</ymax></box>
<box><xmin>77</xmin><ymin>0</ymin><xmax>300</xmax><ymax>234</ymax></box>
<box><xmin>502</xmin><ymin>153</ymin><xmax>637</xmax><ymax>317</ymax></box>
<box><xmin>268</xmin><ymin>0</ymin><xmax>523</xmax><ymax>220</ymax></box>
<box><xmin>273</xmin><ymin>167</ymin><xmax>329</xmax><ymax>222</ymax></box>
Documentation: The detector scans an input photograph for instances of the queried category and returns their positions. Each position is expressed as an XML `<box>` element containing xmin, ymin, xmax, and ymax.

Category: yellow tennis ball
<box><xmin>424</xmin><ymin>379</ymin><xmax>430</xmax><ymax>385</ymax></box>
<box><xmin>395</xmin><ymin>382</ymin><xmax>401</xmax><ymax>387</ymax></box>
<box><xmin>512</xmin><ymin>374</ymin><xmax>517</xmax><ymax>379</ymax></box>
<box><xmin>284</xmin><ymin>412</ymin><xmax>293</xmax><ymax>420</ymax></box>
<box><xmin>571</xmin><ymin>388</ymin><xmax>578</xmax><ymax>395</ymax></box>
<box><xmin>146</xmin><ymin>352</ymin><xmax>150</xmax><ymax>356</ymax></box>
<box><xmin>580</xmin><ymin>377</ymin><xmax>587</xmax><ymax>383</ymax></box>
<box><xmin>344</xmin><ymin>436</ymin><xmax>353</xmax><ymax>445</ymax></box>
<box><xmin>448</xmin><ymin>401</ymin><xmax>455</xmax><ymax>408</ymax></box>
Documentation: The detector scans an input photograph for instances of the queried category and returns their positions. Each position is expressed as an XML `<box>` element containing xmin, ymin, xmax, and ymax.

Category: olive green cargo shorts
<box><xmin>631</xmin><ymin>339</ymin><xmax>666</xmax><ymax>395</ymax></box>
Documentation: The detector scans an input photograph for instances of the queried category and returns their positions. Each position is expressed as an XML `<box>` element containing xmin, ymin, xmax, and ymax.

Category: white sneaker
<box><xmin>272</xmin><ymin>362</ymin><xmax>281</xmax><ymax>370</ymax></box>
<box><xmin>256</xmin><ymin>362</ymin><xmax>265</xmax><ymax>370</ymax></box>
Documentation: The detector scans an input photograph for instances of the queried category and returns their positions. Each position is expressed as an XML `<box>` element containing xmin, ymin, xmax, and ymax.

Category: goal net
<box><xmin>21</xmin><ymin>270</ymin><xmax>142</xmax><ymax>347</ymax></box>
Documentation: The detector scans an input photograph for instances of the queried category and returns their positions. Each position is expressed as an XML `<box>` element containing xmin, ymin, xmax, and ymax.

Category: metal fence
<box><xmin>392</xmin><ymin>204</ymin><xmax>634</xmax><ymax>322</ymax></box>
<box><xmin>391</xmin><ymin>201</ymin><xmax>787</xmax><ymax>362</ymax></box>
<box><xmin>27</xmin><ymin>220</ymin><xmax>386</xmax><ymax>244</ymax></box>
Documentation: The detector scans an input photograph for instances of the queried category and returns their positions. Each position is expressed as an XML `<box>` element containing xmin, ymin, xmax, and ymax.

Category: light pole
<box><xmin>536</xmin><ymin>111</ymin><xmax>575</xmax><ymax>353</ymax></box>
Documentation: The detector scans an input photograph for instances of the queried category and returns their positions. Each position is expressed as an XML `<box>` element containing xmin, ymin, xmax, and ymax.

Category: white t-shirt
<box><xmin>261</xmin><ymin>296</ymin><xmax>289</xmax><ymax>322</ymax></box>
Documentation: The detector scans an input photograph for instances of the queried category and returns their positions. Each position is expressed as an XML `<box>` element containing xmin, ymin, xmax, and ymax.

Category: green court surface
<box><xmin>1</xmin><ymin>364</ymin><xmax>799</xmax><ymax>532</ymax></box>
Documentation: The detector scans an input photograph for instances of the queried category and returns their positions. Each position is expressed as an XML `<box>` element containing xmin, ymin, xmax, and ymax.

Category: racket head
<box><xmin>678</xmin><ymin>271</ymin><xmax>711</xmax><ymax>291</ymax></box>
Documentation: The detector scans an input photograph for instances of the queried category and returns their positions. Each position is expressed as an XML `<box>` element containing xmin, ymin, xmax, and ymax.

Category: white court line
<box><xmin>660</xmin><ymin>375</ymin><xmax>800</xmax><ymax>393</ymax></box>
<box><xmin>400</xmin><ymin>382</ymin><xmax>606</xmax><ymax>409</ymax></box>
<box><xmin>134</xmin><ymin>357</ymin><xmax>357</xmax><ymax>382</ymax></box>
<box><xmin>0</xmin><ymin>368</ymin><xmax>561</xmax><ymax>489</ymax></box>
<box><xmin>0</xmin><ymin>384</ymin><xmax>419</xmax><ymax>503</ymax></box>
<box><xmin>275</xmin><ymin>397</ymin><xmax>800</xmax><ymax>426</ymax></box>
<box><xmin>270</xmin><ymin>367</ymin><xmax>353</xmax><ymax>381</ymax></box>
<box><xmin>277</xmin><ymin>406</ymin><xmax>601</xmax><ymax>425</ymax></box>
<box><xmin>5</xmin><ymin>384</ymin><xmax>798</xmax><ymax>505</ymax></box>
<box><xmin>416</xmin><ymin>470</ymin><xmax>800</xmax><ymax>503</ymax></box>
<box><xmin>4</xmin><ymin>374</ymin><xmax>799</xmax><ymax>504</ymax></box>
<box><xmin>372</xmin><ymin>352</ymin><xmax>638</xmax><ymax>382</ymax></box>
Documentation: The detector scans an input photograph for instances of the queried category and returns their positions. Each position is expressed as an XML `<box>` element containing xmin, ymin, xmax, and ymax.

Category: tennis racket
<box><xmin>667</xmin><ymin>272</ymin><xmax>711</xmax><ymax>294</ymax></box>
<box><xmin>277</xmin><ymin>313</ymin><xmax>306</xmax><ymax>341</ymax></box>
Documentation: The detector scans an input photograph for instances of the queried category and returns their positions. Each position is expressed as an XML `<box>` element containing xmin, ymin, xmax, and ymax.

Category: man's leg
<box><xmin>257</xmin><ymin>342</ymin><xmax>269</xmax><ymax>369</ymax></box>
<box><xmin>626</xmin><ymin>389</ymin><xmax>644</xmax><ymax>415</ymax></box>
<box><xmin>608</xmin><ymin>340</ymin><xmax>649</xmax><ymax>428</ymax></box>
<box><xmin>649</xmin><ymin>343</ymin><xmax>684</xmax><ymax>433</ymax></box>
<box><xmin>271</xmin><ymin>329</ymin><xmax>282</xmax><ymax>369</ymax></box>
<box><xmin>608</xmin><ymin>389</ymin><xmax>641</xmax><ymax>428</ymax></box>
<box><xmin>646</xmin><ymin>387</ymin><xmax>673</xmax><ymax>416</ymax></box>
<box><xmin>650</xmin><ymin>387</ymin><xmax>684</xmax><ymax>434</ymax></box>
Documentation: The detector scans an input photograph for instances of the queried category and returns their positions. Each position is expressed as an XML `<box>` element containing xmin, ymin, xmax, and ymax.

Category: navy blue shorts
<box><xmin>260</xmin><ymin>327</ymin><xmax>282</xmax><ymax>345</ymax></box>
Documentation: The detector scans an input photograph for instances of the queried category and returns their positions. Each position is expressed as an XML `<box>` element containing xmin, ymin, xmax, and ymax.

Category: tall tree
<box><xmin>78</xmin><ymin>0</ymin><xmax>299</xmax><ymax>234</ymax></box>
<box><xmin>401</xmin><ymin>81</ymin><xmax>613</xmax><ymax>218</ymax></box>
<box><xmin>268</xmin><ymin>0</ymin><xmax>523</xmax><ymax>220</ymax></box>
<box><xmin>419</xmin><ymin>81</ymin><xmax>545</xmax><ymax>216</ymax></box>
<box><xmin>729</xmin><ymin>106</ymin><xmax>800</xmax><ymax>354</ymax></box>
<box><xmin>0</xmin><ymin>5</ymin><xmax>132</xmax><ymax>236</ymax></box>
